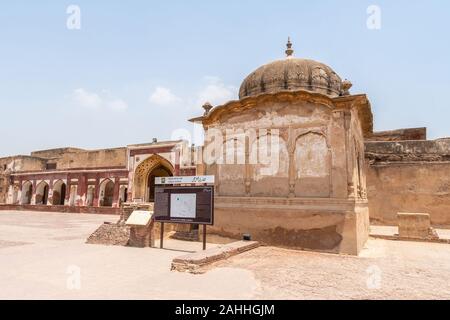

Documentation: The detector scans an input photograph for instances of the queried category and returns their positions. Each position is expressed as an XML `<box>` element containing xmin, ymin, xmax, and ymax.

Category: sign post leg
<box><xmin>160</xmin><ymin>222</ymin><xmax>164</xmax><ymax>249</ymax></box>
<box><xmin>203</xmin><ymin>224</ymin><xmax>207</xmax><ymax>251</ymax></box>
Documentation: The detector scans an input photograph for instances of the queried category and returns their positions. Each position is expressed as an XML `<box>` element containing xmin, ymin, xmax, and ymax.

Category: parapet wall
<box><xmin>366</xmin><ymin>127</ymin><xmax>427</xmax><ymax>142</ymax></box>
<box><xmin>365</xmin><ymin>139</ymin><xmax>450</xmax><ymax>226</ymax></box>
<box><xmin>52</xmin><ymin>147</ymin><xmax>127</xmax><ymax>170</ymax></box>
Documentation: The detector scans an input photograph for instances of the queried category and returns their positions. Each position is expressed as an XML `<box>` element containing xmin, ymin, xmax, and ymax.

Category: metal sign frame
<box><xmin>153</xmin><ymin>186</ymin><xmax>214</xmax><ymax>225</ymax></box>
<box><xmin>153</xmin><ymin>176</ymin><xmax>215</xmax><ymax>250</ymax></box>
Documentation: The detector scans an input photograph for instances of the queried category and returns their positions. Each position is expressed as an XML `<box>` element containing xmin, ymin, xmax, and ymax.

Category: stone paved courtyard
<box><xmin>0</xmin><ymin>210</ymin><xmax>449</xmax><ymax>300</ymax></box>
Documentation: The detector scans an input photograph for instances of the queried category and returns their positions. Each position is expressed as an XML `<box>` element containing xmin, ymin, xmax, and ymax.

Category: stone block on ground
<box><xmin>171</xmin><ymin>241</ymin><xmax>260</xmax><ymax>273</ymax></box>
<box><xmin>398</xmin><ymin>213</ymin><xmax>439</xmax><ymax>240</ymax></box>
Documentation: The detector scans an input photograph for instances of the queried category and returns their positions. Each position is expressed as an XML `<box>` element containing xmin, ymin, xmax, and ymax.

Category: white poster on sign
<box><xmin>170</xmin><ymin>194</ymin><xmax>196</xmax><ymax>219</ymax></box>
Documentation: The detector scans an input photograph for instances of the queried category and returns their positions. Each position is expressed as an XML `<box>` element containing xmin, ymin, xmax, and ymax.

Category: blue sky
<box><xmin>0</xmin><ymin>1</ymin><xmax>449</xmax><ymax>157</ymax></box>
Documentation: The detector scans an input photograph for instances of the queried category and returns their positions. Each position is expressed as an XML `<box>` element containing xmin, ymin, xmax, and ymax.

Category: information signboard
<box><xmin>153</xmin><ymin>186</ymin><xmax>214</xmax><ymax>225</ymax></box>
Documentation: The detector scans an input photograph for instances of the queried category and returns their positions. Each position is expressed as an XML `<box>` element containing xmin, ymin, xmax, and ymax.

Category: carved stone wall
<box><xmin>203</xmin><ymin>95</ymin><xmax>357</xmax><ymax>200</ymax></box>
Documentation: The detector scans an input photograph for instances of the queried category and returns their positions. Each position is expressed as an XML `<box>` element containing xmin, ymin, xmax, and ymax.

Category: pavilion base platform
<box><xmin>208</xmin><ymin>197</ymin><xmax>370</xmax><ymax>256</ymax></box>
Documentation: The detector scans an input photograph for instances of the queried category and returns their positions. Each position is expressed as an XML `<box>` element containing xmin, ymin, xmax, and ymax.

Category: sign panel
<box><xmin>154</xmin><ymin>186</ymin><xmax>214</xmax><ymax>225</ymax></box>
<box><xmin>155</xmin><ymin>175</ymin><xmax>215</xmax><ymax>185</ymax></box>
<box><xmin>170</xmin><ymin>193</ymin><xmax>196</xmax><ymax>218</ymax></box>
<box><xmin>125</xmin><ymin>210</ymin><xmax>153</xmax><ymax>227</ymax></box>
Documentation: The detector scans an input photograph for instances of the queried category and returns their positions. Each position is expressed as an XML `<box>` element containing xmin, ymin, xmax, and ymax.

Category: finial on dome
<box><xmin>341</xmin><ymin>79</ymin><xmax>353</xmax><ymax>96</ymax></box>
<box><xmin>202</xmin><ymin>102</ymin><xmax>213</xmax><ymax>116</ymax></box>
<box><xmin>285</xmin><ymin>37</ymin><xmax>294</xmax><ymax>57</ymax></box>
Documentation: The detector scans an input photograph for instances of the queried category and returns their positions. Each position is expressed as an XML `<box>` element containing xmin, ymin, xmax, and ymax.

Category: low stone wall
<box><xmin>0</xmin><ymin>204</ymin><xmax>122</xmax><ymax>215</ymax></box>
<box><xmin>365</xmin><ymin>139</ymin><xmax>450</xmax><ymax>226</ymax></box>
<box><xmin>367</xmin><ymin>163</ymin><xmax>450</xmax><ymax>226</ymax></box>
<box><xmin>172</xmin><ymin>241</ymin><xmax>260</xmax><ymax>273</ymax></box>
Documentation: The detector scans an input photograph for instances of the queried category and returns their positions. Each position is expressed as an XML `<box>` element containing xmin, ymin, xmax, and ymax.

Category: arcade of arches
<box><xmin>8</xmin><ymin>154</ymin><xmax>179</xmax><ymax>208</ymax></box>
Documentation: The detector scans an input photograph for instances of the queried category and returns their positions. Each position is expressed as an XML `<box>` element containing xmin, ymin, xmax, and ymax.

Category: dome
<box><xmin>239</xmin><ymin>39</ymin><xmax>346</xmax><ymax>99</ymax></box>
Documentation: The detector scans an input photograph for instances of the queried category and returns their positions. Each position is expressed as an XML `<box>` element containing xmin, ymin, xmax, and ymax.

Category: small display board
<box><xmin>154</xmin><ymin>186</ymin><xmax>214</xmax><ymax>225</ymax></box>
<box><xmin>125</xmin><ymin>210</ymin><xmax>153</xmax><ymax>227</ymax></box>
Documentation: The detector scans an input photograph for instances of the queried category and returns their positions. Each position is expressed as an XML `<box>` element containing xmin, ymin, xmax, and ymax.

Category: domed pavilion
<box><xmin>191</xmin><ymin>39</ymin><xmax>373</xmax><ymax>255</ymax></box>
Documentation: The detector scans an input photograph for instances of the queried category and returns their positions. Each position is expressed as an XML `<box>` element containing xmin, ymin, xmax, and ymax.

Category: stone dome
<box><xmin>239</xmin><ymin>39</ymin><xmax>345</xmax><ymax>99</ymax></box>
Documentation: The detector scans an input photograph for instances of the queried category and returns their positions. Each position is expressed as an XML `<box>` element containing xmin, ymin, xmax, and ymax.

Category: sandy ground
<box><xmin>0</xmin><ymin>210</ymin><xmax>449</xmax><ymax>300</ymax></box>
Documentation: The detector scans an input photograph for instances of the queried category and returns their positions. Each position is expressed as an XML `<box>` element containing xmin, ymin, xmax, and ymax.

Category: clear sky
<box><xmin>0</xmin><ymin>1</ymin><xmax>449</xmax><ymax>157</ymax></box>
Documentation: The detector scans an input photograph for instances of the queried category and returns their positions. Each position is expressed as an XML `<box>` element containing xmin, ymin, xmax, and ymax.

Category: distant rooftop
<box><xmin>127</xmin><ymin>140</ymin><xmax>184</xmax><ymax>148</ymax></box>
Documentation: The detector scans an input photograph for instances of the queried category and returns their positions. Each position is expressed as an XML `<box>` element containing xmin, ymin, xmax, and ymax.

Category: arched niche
<box><xmin>99</xmin><ymin>179</ymin><xmax>115</xmax><ymax>207</ymax></box>
<box><xmin>249</xmin><ymin>133</ymin><xmax>289</xmax><ymax>197</ymax></box>
<box><xmin>217</xmin><ymin>135</ymin><xmax>247</xmax><ymax>196</ymax></box>
<box><xmin>52</xmin><ymin>180</ymin><xmax>66</xmax><ymax>205</ymax></box>
<box><xmin>294</xmin><ymin>132</ymin><xmax>331</xmax><ymax>197</ymax></box>
<box><xmin>119</xmin><ymin>185</ymin><xmax>128</xmax><ymax>204</ymax></box>
<box><xmin>35</xmin><ymin>181</ymin><xmax>49</xmax><ymax>205</ymax></box>
<box><xmin>20</xmin><ymin>181</ymin><xmax>33</xmax><ymax>205</ymax></box>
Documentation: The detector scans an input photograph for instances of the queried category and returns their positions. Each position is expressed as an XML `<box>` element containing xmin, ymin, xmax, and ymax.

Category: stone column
<box><xmin>329</xmin><ymin>110</ymin><xmax>349</xmax><ymax>199</ymax></box>
<box><xmin>112</xmin><ymin>177</ymin><xmax>120</xmax><ymax>208</ymax></box>
<box><xmin>77</xmin><ymin>175</ymin><xmax>87</xmax><ymax>207</ymax></box>
<box><xmin>64</xmin><ymin>178</ymin><xmax>71</xmax><ymax>205</ymax></box>
<box><xmin>175</xmin><ymin>149</ymin><xmax>181</xmax><ymax>176</ymax></box>
<box><xmin>47</xmin><ymin>180</ymin><xmax>54</xmax><ymax>206</ymax></box>
<box><xmin>93</xmin><ymin>178</ymin><xmax>100</xmax><ymax>207</ymax></box>
<box><xmin>31</xmin><ymin>180</ymin><xmax>37</xmax><ymax>205</ymax></box>
<box><xmin>344</xmin><ymin>111</ymin><xmax>356</xmax><ymax>199</ymax></box>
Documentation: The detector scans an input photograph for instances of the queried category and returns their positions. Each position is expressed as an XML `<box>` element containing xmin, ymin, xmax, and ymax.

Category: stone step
<box><xmin>171</xmin><ymin>241</ymin><xmax>260</xmax><ymax>273</ymax></box>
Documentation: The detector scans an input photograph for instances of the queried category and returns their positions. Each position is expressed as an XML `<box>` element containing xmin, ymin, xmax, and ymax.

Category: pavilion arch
<box><xmin>52</xmin><ymin>180</ymin><xmax>67</xmax><ymax>205</ymax></box>
<box><xmin>20</xmin><ymin>181</ymin><xmax>33</xmax><ymax>205</ymax></box>
<box><xmin>294</xmin><ymin>131</ymin><xmax>331</xmax><ymax>197</ymax></box>
<box><xmin>99</xmin><ymin>179</ymin><xmax>115</xmax><ymax>207</ymax></box>
<box><xmin>248</xmin><ymin>133</ymin><xmax>290</xmax><ymax>197</ymax></box>
<box><xmin>133</xmin><ymin>154</ymin><xmax>174</xmax><ymax>202</ymax></box>
<box><xmin>35</xmin><ymin>181</ymin><xmax>50</xmax><ymax>205</ymax></box>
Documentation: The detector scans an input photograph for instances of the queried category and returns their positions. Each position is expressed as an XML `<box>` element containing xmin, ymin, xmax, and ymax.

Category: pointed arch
<box><xmin>133</xmin><ymin>154</ymin><xmax>174</xmax><ymax>202</ymax></box>
<box><xmin>294</xmin><ymin>131</ymin><xmax>331</xmax><ymax>197</ymax></box>
<box><xmin>52</xmin><ymin>180</ymin><xmax>66</xmax><ymax>205</ymax></box>
<box><xmin>35</xmin><ymin>181</ymin><xmax>50</xmax><ymax>205</ymax></box>
<box><xmin>99</xmin><ymin>179</ymin><xmax>115</xmax><ymax>207</ymax></box>
<box><xmin>20</xmin><ymin>181</ymin><xmax>33</xmax><ymax>205</ymax></box>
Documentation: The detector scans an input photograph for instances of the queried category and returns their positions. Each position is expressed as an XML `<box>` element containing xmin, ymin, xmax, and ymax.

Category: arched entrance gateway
<box><xmin>147</xmin><ymin>166</ymin><xmax>171</xmax><ymax>202</ymax></box>
<box><xmin>133</xmin><ymin>155</ymin><xmax>174</xmax><ymax>203</ymax></box>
